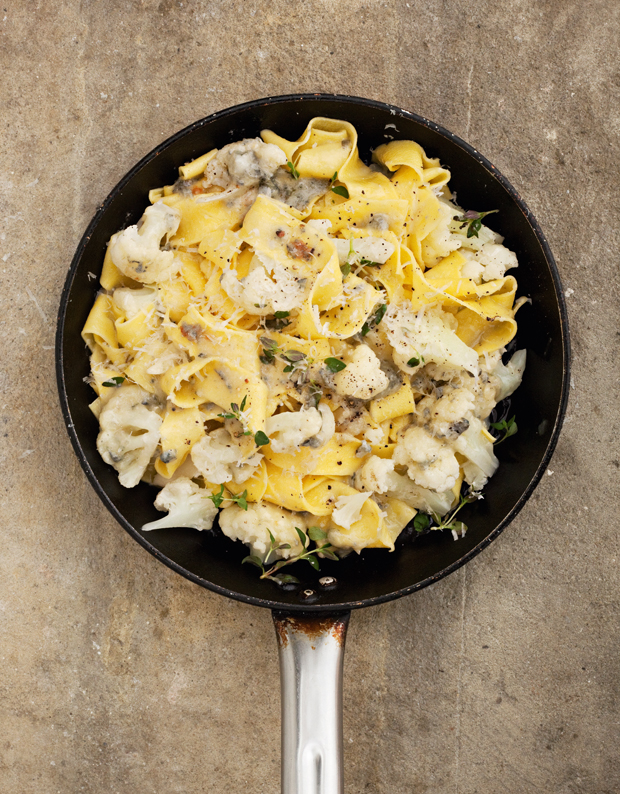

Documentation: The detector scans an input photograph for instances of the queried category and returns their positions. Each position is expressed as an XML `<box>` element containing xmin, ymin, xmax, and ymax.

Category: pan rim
<box><xmin>56</xmin><ymin>92</ymin><xmax>571</xmax><ymax>613</ymax></box>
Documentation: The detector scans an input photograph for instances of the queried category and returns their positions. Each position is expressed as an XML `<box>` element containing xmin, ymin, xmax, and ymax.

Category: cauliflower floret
<box><xmin>355</xmin><ymin>455</ymin><xmax>395</xmax><ymax>494</ymax></box>
<box><xmin>416</xmin><ymin>387</ymin><xmax>476</xmax><ymax>437</ymax></box>
<box><xmin>96</xmin><ymin>385</ymin><xmax>162</xmax><ymax>488</ymax></box>
<box><xmin>454</xmin><ymin>417</ymin><xmax>498</xmax><ymax>490</ymax></box>
<box><xmin>491</xmin><ymin>349</ymin><xmax>527</xmax><ymax>401</ymax></box>
<box><xmin>266</xmin><ymin>405</ymin><xmax>334</xmax><ymax>453</ymax></box>
<box><xmin>141</xmin><ymin>477</ymin><xmax>218</xmax><ymax>532</ymax></box>
<box><xmin>333</xmin><ymin>345</ymin><xmax>389</xmax><ymax>400</ymax></box>
<box><xmin>191</xmin><ymin>428</ymin><xmax>262</xmax><ymax>484</ymax></box>
<box><xmin>393</xmin><ymin>425</ymin><xmax>460</xmax><ymax>493</ymax></box>
<box><xmin>306</xmin><ymin>219</ymin><xmax>333</xmax><ymax>233</ymax></box>
<box><xmin>109</xmin><ymin>202</ymin><xmax>181</xmax><ymax>284</ymax></box>
<box><xmin>219</xmin><ymin>501</ymin><xmax>307</xmax><ymax>561</ymax></box>
<box><xmin>333</xmin><ymin>236</ymin><xmax>395</xmax><ymax>266</ymax></box>
<box><xmin>112</xmin><ymin>286</ymin><xmax>158</xmax><ymax>319</ymax></box>
<box><xmin>205</xmin><ymin>138</ymin><xmax>287</xmax><ymax>188</ymax></box>
<box><xmin>385</xmin><ymin>471</ymin><xmax>454</xmax><ymax>516</ymax></box>
<box><xmin>421</xmin><ymin>200</ymin><xmax>462</xmax><ymax>265</ymax></box>
<box><xmin>331</xmin><ymin>491</ymin><xmax>371</xmax><ymax>530</ymax></box>
<box><xmin>384</xmin><ymin>303</ymin><xmax>479</xmax><ymax>376</ymax></box>
<box><xmin>221</xmin><ymin>252</ymin><xmax>306</xmax><ymax>315</ymax></box>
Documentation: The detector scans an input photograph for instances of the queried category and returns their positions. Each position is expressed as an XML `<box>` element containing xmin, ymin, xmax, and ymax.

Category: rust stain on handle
<box><xmin>272</xmin><ymin>611</ymin><xmax>351</xmax><ymax>648</ymax></box>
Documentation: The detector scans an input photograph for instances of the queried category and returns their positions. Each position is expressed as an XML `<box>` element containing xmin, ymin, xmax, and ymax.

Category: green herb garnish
<box><xmin>254</xmin><ymin>430</ymin><xmax>270</xmax><ymax>446</ymax></box>
<box><xmin>331</xmin><ymin>185</ymin><xmax>350</xmax><ymax>199</ymax></box>
<box><xmin>287</xmin><ymin>160</ymin><xmax>300</xmax><ymax>180</ymax></box>
<box><xmin>102</xmin><ymin>376</ymin><xmax>125</xmax><ymax>387</ymax></box>
<box><xmin>413</xmin><ymin>512</ymin><xmax>431</xmax><ymax>533</ymax></box>
<box><xmin>243</xmin><ymin>526</ymin><xmax>339</xmax><ymax>584</ymax></box>
<box><xmin>324</xmin><ymin>357</ymin><xmax>346</xmax><ymax>373</ymax></box>
<box><xmin>359</xmin><ymin>257</ymin><xmax>381</xmax><ymax>267</ymax></box>
<box><xmin>361</xmin><ymin>303</ymin><xmax>388</xmax><ymax>336</ymax></box>
<box><xmin>456</xmin><ymin>209</ymin><xmax>498</xmax><ymax>238</ymax></box>
<box><xmin>490</xmin><ymin>415</ymin><xmax>518</xmax><ymax>445</ymax></box>
<box><xmin>265</xmin><ymin>310</ymin><xmax>291</xmax><ymax>330</ymax></box>
<box><xmin>406</xmin><ymin>354</ymin><xmax>425</xmax><ymax>368</ymax></box>
<box><xmin>206</xmin><ymin>484</ymin><xmax>249</xmax><ymax>511</ymax></box>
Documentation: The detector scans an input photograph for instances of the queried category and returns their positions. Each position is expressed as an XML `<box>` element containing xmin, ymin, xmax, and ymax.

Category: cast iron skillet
<box><xmin>56</xmin><ymin>95</ymin><xmax>570</xmax><ymax>792</ymax></box>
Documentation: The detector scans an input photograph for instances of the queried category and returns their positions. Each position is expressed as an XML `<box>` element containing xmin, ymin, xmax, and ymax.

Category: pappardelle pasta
<box><xmin>82</xmin><ymin>117</ymin><xmax>527</xmax><ymax>582</ymax></box>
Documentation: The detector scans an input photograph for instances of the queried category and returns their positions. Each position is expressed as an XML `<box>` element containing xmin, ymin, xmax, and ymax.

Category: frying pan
<box><xmin>56</xmin><ymin>94</ymin><xmax>570</xmax><ymax>792</ymax></box>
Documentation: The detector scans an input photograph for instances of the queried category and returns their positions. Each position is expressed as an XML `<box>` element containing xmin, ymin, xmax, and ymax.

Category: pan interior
<box><xmin>57</xmin><ymin>95</ymin><xmax>569</xmax><ymax>612</ymax></box>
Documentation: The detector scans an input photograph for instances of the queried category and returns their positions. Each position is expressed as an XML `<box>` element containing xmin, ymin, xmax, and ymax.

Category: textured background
<box><xmin>2</xmin><ymin>1</ymin><xmax>619</xmax><ymax>792</ymax></box>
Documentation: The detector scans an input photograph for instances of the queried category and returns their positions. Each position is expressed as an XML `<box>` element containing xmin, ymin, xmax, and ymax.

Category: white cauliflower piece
<box><xmin>219</xmin><ymin>501</ymin><xmax>306</xmax><ymax>562</ymax></box>
<box><xmin>141</xmin><ymin>477</ymin><xmax>218</xmax><ymax>532</ymax></box>
<box><xmin>385</xmin><ymin>471</ymin><xmax>454</xmax><ymax>516</ymax></box>
<box><xmin>476</xmin><ymin>243</ymin><xmax>518</xmax><ymax>281</ymax></box>
<box><xmin>191</xmin><ymin>428</ymin><xmax>262</xmax><ymax>484</ymax></box>
<box><xmin>333</xmin><ymin>344</ymin><xmax>389</xmax><ymax>400</ymax></box>
<box><xmin>331</xmin><ymin>491</ymin><xmax>371</xmax><ymax>530</ymax></box>
<box><xmin>112</xmin><ymin>286</ymin><xmax>158</xmax><ymax>319</ymax></box>
<box><xmin>384</xmin><ymin>303</ymin><xmax>479</xmax><ymax>376</ymax></box>
<box><xmin>266</xmin><ymin>405</ymin><xmax>334</xmax><ymax>453</ymax></box>
<box><xmin>109</xmin><ymin>201</ymin><xmax>181</xmax><ymax>284</ymax></box>
<box><xmin>422</xmin><ymin>200</ymin><xmax>462</xmax><ymax>265</ymax></box>
<box><xmin>333</xmin><ymin>236</ymin><xmax>395</xmax><ymax>266</ymax></box>
<box><xmin>393</xmin><ymin>425</ymin><xmax>460</xmax><ymax>493</ymax></box>
<box><xmin>454</xmin><ymin>417</ymin><xmax>499</xmax><ymax>490</ymax></box>
<box><xmin>355</xmin><ymin>455</ymin><xmax>394</xmax><ymax>494</ymax></box>
<box><xmin>221</xmin><ymin>252</ymin><xmax>306</xmax><ymax>315</ymax></box>
<box><xmin>416</xmin><ymin>387</ymin><xmax>476</xmax><ymax>436</ymax></box>
<box><xmin>492</xmin><ymin>349</ymin><xmax>527</xmax><ymax>401</ymax></box>
<box><xmin>96</xmin><ymin>385</ymin><xmax>162</xmax><ymax>488</ymax></box>
<box><xmin>205</xmin><ymin>138</ymin><xmax>287</xmax><ymax>188</ymax></box>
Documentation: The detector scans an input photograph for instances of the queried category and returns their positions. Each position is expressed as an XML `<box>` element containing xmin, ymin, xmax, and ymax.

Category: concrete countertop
<box><xmin>1</xmin><ymin>1</ymin><xmax>619</xmax><ymax>791</ymax></box>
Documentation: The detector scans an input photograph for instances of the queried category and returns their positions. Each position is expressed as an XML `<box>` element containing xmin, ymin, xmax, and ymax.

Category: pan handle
<box><xmin>272</xmin><ymin>611</ymin><xmax>351</xmax><ymax>794</ymax></box>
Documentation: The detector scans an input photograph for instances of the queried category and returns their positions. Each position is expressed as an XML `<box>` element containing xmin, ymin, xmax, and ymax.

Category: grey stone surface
<box><xmin>1</xmin><ymin>1</ymin><xmax>619</xmax><ymax>791</ymax></box>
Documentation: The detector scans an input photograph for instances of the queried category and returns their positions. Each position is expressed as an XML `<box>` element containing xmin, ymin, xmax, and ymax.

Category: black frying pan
<box><xmin>56</xmin><ymin>95</ymin><xmax>570</xmax><ymax>792</ymax></box>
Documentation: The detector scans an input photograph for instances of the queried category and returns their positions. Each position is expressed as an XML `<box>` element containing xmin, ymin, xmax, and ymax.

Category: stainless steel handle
<box><xmin>273</xmin><ymin>611</ymin><xmax>351</xmax><ymax>794</ymax></box>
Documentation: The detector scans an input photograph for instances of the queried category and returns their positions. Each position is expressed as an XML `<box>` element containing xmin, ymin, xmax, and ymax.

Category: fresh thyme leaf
<box><xmin>359</xmin><ymin>257</ymin><xmax>381</xmax><ymax>267</ymax></box>
<box><xmin>318</xmin><ymin>548</ymin><xmax>339</xmax><ymax>561</ymax></box>
<box><xmin>306</xmin><ymin>555</ymin><xmax>320</xmax><ymax>571</ymax></box>
<box><xmin>308</xmin><ymin>526</ymin><xmax>328</xmax><ymax>542</ymax></box>
<box><xmin>295</xmin><ymin>527</ymin><xmax>308</xmax><ymax>548</ymax></box>
<box><xmin>272</xmin><ymin>573</ymin><xmax>300</xmax><ymax>585</ymax></box>
<box><xmin>240</xmin><ymin>395</ymin><xmax>247</xmax><ymax>411</ymax></box>
<box><xmin>282</xmin><ymin>350</ymin><xmax>305</xmax><ymax>363</ymax></box>
<box><xmin>456</xmin><ymin>209</ymin><xmax>498</xmax><ymax>239</ymax></box>
<box><xmin>102</xmin><ymin>376</ymin><xmax>125</xmax><ymax>387</ymax></box>
<box><xmin>490</xmin><ymin>415</ymin><xmax>518</xmax><ymax>444</ymax></box>
<box><xmin>340</xmin><ymin>261</ymin><xmax>351</xmax><ymax>277</ymax></box>
<box><xmin>331</xmin><ymin>185</ymin><xmax>350</xmax><ymax>199</ymax></box>
<box><xmin>308</xmin><ymin>381</ymin><xmax>322</xmax><ymax>408</ymax></box>
<box><xmin>325</xmin><ymin>357</ymin><xmax>346</xmax><ymax>373</ymax></box>
<box><xmin>207</xmin><ymin>484</ymin><xmax>226</xmax><ymax>508</ymax></box>
<box><xmin>330</xmin><ymin>171</ymin><xmax>338</xmax><ymax>183</ymax></box>
<box><xmin>413</xmin><ymin>512</ymin><xmax>431</xmax><ymax>533</ymax></box>
<box><xmin>229</xmin><ymin>489</ymin><xmax>248</xmax><ymax>510</ymax></box>
<box><xmin>254</xmin><ymin>430</ymin><xmax>270</xmax><ymax>446</ymax></box>
<box><xmin>287</xmin><ymin>160</ymin><xmax>300</xmax><ymax>179</ymax></box>
<box><xmin>362</xmin><ymin>303</ymin><xmax>388</xmax><ymax>336</ymax></box>
<box><xmin>407</xmin><ymin>357</ymin><xmax>420</xmax><ymax>368</ymax></box>
<box><xmin>242</xmin><ymin>555</ymin><xmax>265</xmax><ymax>571</ymax></box>
<box><xmin>265</xmin><ymin>311</ymin><xmax>291</xmax><ymax>330</ymax></box>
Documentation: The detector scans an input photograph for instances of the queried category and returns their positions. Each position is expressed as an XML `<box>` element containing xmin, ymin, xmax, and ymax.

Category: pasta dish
<box><xmin>82</xmin><ymin>117</ymin><xmax>526</xmax><ymax>582</ymax></box>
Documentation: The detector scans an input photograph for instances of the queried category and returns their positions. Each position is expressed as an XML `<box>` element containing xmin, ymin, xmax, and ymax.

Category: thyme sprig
<box><xmin>456</xmin><ymin>209</ymin><xmax>498</xmax><ymax>238</ymax></box>
<box><xmin>265</xmin><ymin>310</ymin><xmax>291</xmax><ymax>330</ymax></box>
<box><xmin>287</xmin><ymin>160</ymin><xmax>300</xmax><ymax>180</ymax></box>
<box><xmin>414</xmin><ymin>489</ymin><xmax>483</xmax><ymax>538</ymax></box>
<box><xmin>242</xmin><ymin>526</ymin><xmax>339</xmax><ymax>584</ymax></box>
<box><xmin>218</xmin><ymin>396</ymin><xmax>270</xmax><ymax>446</ymax></box>
<box><xmin>361</xmin><ymin>302</ymin><xmax>388</xmax><ymax>336</ymax></box>
<box><xmin>490</xmin><ymin>415</ymin><xmax>518</xmax><ymax>445</ymax></box>
<box><xmin>207</xmin><ymin>484</ymin><xmax>249</xmax><ymax>510</ymax></box>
